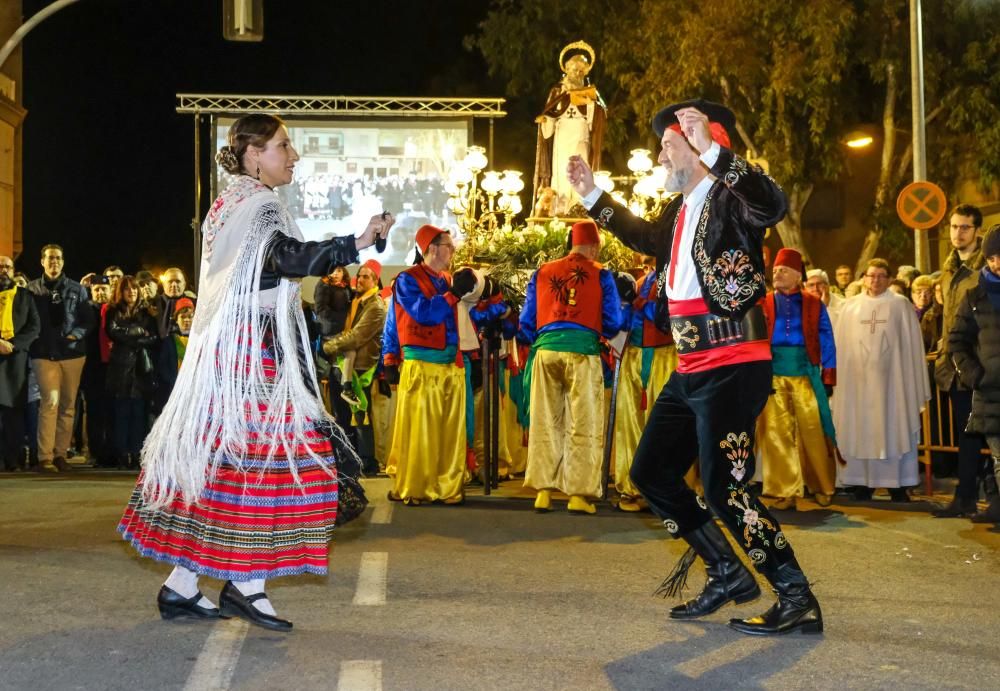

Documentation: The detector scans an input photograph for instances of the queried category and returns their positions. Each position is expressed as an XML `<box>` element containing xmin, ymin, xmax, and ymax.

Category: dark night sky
<box><xmin>20</xmin><ymin>0</ymin><xmax>518</xmax><ymax>281</ymax></box>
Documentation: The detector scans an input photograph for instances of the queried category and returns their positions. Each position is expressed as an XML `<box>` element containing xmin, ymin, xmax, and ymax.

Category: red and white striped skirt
<box><xmin>118</xmin><ymin>332</ymin><xmax>341</xmax><ymax>580</ymax></box>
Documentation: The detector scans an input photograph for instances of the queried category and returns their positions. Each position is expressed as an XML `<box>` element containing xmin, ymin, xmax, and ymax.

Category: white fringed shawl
<box><xmin>140</xmin><ymin>176</ymin><xmax>355</xmax><ymax>508</ymax></box>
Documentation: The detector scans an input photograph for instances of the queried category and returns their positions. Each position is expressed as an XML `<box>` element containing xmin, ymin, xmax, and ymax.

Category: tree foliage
<box><xmin>469</xmin><ymin>0</ymin><xmax>1000</xmax><ymax>269</ymax></box>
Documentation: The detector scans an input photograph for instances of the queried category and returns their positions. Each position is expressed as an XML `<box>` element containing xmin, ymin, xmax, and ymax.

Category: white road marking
<box><xmin>337</xmin><ymin>660</ymin><xmax>383</xmax><ymax>691</ymax></box>
<box><xmin>370</xmin><ymin>502</ymin><xmax>394</xmax><ymax>524</ymax></box>
<box><xmin>353</xmin><ymin>552</ymin><xmax>388</xmax><ymax>606</ymax></box>
<box><xmin>182</xmin><ymin>618</ymin><xmax>250</xmax><ymax>691</ymax></box>
<box><xmin>674</xmin><ymin>637</ymin><xmax>777</xmax><ymax>679</ymax></box>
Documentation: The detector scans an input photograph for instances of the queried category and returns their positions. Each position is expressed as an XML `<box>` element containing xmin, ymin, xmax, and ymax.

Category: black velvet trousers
<box><xmin>630</xmin><ymin>359</ymin><xmax>796</xmax><ymax>570</ymax></box>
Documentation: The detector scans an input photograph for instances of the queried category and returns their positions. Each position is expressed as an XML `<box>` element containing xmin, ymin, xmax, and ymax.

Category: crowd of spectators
<box><xmin>0</xmin><ymin>245</ymin><xmax>197</xmax><ymax>472</ymax></box>
<box><xmin>3</xmin><ymin>202</ymin><xmax>997</xmax><ymax>528</ymax></box>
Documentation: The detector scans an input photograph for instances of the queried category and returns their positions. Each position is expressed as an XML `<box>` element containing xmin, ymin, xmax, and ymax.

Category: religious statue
<box><xmin>533</xmin><ymin>40</ymin><xmax>607</xmax><ymax>217</ymax></box>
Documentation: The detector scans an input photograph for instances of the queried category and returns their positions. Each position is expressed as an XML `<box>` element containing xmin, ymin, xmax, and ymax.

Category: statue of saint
<box><xmin>533</xmin><ymin>40</ymin><xmax>607</xmax><ymax>217</ymax></box>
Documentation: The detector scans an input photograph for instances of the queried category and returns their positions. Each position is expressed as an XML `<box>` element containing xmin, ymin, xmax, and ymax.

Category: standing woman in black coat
<box><xmin>105</xmin><ymin>275</ymin><xmax>158</xmax><ymax>469</ymax></box>
<box><xmin>949</xmin><ymin>225</ymin><xmax>1000</xmax><ymax>525</ymax></box>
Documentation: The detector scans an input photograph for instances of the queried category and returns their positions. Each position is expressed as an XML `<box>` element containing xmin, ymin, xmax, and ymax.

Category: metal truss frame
<box><xmin>176</xmin><ymin>94</ymin><xmax>506</xmax><ymax>118</ymax></box>
<box><xmin>180</xmin><ymin>93</ymin><xmax>507</xmax><ymax>276</ymax></box>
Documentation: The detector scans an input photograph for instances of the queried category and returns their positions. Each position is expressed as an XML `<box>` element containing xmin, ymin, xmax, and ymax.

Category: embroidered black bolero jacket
<box><xmin>587</xmin><ymin>147</ymin><xmax>787</xmax><ymax>323</ymax></box>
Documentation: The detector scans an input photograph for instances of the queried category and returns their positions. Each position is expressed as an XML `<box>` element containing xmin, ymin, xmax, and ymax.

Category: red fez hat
<box><xmin>571</xmin><ymin>220</ymin><xmax>601</xmax><ymax>247</ymax></box>
<box><xmin>666</xmin><ymin>122</ymin><xmax>731</xmax><ymax>149</ymax></box>
<box><xmin>362</xmin><ymin>258</ymin><xmax>382</xmax><ymax>280</ymax></box>
<box><xmin>173</xmin><ymin>297</ymin><xmax>195</xmax><ymax>315</ymax></box>
<box><xmin>415</xmin><ymin>224</ymin><xmax>447</xmax><ymax>255</ymax></box>
<box><xmin>774</xmin><ymin>248</ymin><xmax>804</xmax><ymax>275</ymax></box>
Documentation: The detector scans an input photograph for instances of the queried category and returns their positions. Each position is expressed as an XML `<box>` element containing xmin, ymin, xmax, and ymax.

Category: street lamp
<box><xmin>597</xmin><ymin>149</ymin><xmax>673</xmax><ymax>220</ymax></box>
<box><xmin>446</xmin><ymin>146</ymin><xmax>523</xmax><ymax>255</ymax></box>
<box><xmin>845</xmin><ymin>131</ymin><xmax>874</xmax><ymax>149</ymax></box>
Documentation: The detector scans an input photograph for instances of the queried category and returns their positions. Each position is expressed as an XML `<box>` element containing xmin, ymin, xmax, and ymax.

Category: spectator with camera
<box><xmin>81</xmin><ymin>275</ymin><xmax>115</xmax><ymax>467</ymax></box>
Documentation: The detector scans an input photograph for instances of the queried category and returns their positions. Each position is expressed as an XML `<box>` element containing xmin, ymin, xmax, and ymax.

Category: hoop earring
<box><xmin>255</xmin><ymin>165</ymin><xmax>261</xmax><ymax>180</ymax></box>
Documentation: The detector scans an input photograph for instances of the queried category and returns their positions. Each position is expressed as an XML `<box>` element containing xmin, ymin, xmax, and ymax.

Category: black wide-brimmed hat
<box><xmin>652</xmin><ymin>98</ymin><xmax>737</xmax><ymax>139</ymax></box>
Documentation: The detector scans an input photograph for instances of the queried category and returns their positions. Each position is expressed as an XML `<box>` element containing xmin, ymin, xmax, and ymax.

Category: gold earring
<box><xmin>255</xmin><ymin>165</ymin><xmax>261</xmax><ymax>180</ymax></box>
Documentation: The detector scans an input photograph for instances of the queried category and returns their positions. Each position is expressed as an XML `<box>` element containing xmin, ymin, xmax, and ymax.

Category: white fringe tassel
<box><xmin>140</xmin><ymin>200</ymin><xmax>357</xmax><ymax>509</ymax></box>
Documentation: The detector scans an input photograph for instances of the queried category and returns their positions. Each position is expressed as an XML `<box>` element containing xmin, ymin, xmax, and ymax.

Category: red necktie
<box><xmin>667</xmin><ymin>204</ymin><xmax>687</xmax><ymax>290</ymax></box>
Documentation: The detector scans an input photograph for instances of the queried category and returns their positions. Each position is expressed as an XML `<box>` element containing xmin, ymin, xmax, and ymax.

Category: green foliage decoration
<box><xmin>454</xmin><ymin>219</ymin><xmax>636</xmax><ymax>308</ymax></box>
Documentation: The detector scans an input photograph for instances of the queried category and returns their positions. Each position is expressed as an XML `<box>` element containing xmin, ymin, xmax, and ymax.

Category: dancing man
<box><xmin>567</xmin><ymin>99</ymin><xmax>822</xmax><ymax>635</ymax></box>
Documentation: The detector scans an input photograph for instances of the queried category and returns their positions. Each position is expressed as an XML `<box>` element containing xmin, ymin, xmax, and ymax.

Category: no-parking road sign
<box><xmin>896</xmin><ymin>181</ymin><xmax>947</xmax><ymax>230</ymax></box>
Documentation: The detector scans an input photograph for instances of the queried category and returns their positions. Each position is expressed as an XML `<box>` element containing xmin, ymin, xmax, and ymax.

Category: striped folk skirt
<box><xmin>118</xmin><ymin>336</ymin><xmax>341</xmax><ymax>581</ymax></box>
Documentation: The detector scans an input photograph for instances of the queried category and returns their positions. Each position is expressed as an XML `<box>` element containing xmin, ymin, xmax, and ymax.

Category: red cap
<box><xmin>361</xmin><ymin>258</ymin><xmax>382</xmax><ymax>280</ymax></box>
<box><xmin>774</xmin><ymin>248</ymin><xmax>804</xmax><ymax>275</ymax></box>
<box><xmin>571</xmin><ymin>220</ymin><xmax>601</xmax><ymax>247</ymax></box>
<box><xmin>173</xmin><ymin>297</ymin><xmax>195</xmax><ymax>315</ymax></box>
<box><xmin>415</xmin><ymin>224</ymin><xmax>447</xmax><ymax>254</ymax></box>
<box><xmin>667</xmin><ymin>121</ymin><xmax>732</xmax><ymax>149</ymax></box>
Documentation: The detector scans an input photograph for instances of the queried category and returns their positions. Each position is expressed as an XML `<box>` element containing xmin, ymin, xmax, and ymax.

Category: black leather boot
<box><xmin>728</xmin><ymin>559</ymin><xmax>823</xmax><ymax>635</ymax></box>
<box><xmin>662</xmin><ymin>520</ymin><xmax>761</xmax><ymax>620</ymax></box>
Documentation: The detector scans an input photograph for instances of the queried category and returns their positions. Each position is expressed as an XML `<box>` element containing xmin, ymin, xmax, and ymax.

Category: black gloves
<box><xmin>615</xmin><ymin>272</ymin><xmax>637</xmax><ymax>304</ymax></box>
<box><xmin>384</xmin><ymin>365</ymin><xmax>400</xmax><ymax>386</ymax></box>
<box><xmin>450</xmin><ymin>268</ymin><xmax>477</xmax><ymax>299</ymax></box>
<box><xmin>482</xmin><ymin>275</ymin><xmax>502</xmax><ymax>299</ymax></box>
<box><xmin>824</xmin><ymin>384</ymin><xmax>834</xmax><ymax>398</ymax></box>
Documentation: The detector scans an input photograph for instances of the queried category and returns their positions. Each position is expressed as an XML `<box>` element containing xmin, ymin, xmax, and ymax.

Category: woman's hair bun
<box><xmin>216</xmin><ymin>145</ymin><xmax>241</xmax><ymax>174</ymax></box>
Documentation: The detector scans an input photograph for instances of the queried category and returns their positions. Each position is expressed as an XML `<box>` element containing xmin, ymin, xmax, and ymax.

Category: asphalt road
<box><xmin>1</xmin><ymin>471</ymin><xmax>998</xmax><ymax>691</ymax></box>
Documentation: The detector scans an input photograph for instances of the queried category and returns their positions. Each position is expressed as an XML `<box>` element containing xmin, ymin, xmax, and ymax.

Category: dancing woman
<box><xmin>118</xmin><ymin>114</ymin><xmax>392</xmax><ymax>631</ymax></box>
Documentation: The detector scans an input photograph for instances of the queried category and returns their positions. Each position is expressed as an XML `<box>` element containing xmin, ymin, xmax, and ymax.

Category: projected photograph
<box><xmin>215</xmin><ymin>118</ymin><xmax>470</xmax><ymax>267</ymax></box>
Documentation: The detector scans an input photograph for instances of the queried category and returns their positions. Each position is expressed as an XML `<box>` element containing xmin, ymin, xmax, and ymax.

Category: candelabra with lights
<box><xmin>446</xmin><ymin>146</ymin><xmax>524</xmax><ymax>254</ymax></box>
<box><xmin>593</xmin><ymin>148</ymin><xmax>673</xmax><ymax>220</ymax></box>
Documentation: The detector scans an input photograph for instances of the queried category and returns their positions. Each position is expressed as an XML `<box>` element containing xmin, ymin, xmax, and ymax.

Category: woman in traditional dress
<box><xmin>118</xmin><ymin>114</ymin><xmax>392</xmax><ymax>632</ymax></box>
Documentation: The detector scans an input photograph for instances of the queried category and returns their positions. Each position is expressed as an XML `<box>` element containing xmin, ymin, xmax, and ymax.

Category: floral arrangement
<box><xmin>455</xmin><ymin>219</ymin><xmax>638</xmax><ymax>308</ymax></box>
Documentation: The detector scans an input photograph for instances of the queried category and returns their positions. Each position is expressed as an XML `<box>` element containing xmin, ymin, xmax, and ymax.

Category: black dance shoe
<box><xmin>219</xmin><ymin>581</ymin><xmax>292</xmax><ymax>632</ymax></box>
<box><xmin>728</xmin><ymin>561</ymin><xmax>823</xmax><ymax>636</ymax></box>
<box><xmin>157</xmin><ymin>586</ymin><xmax>223</xmax><ymax>620</ymax></box>
<box><xmin>666</xmin><ymin>521</ymin><xmax>761</xmax><ymax>620</ymax></box>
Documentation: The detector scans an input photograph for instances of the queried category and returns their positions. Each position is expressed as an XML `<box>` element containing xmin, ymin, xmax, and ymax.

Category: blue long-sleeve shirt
<box><xmin>630</xmin><ymin>271</ymin><xmax>659</xmax><ymax>333</ymax></box>
<box><xmin>772</xmin><ymin>291</ymin><xmax>835</xmax><ymax>369</ymax></box>
<box><xmin>380</xmin><ymin>295</ymin><xmax>400</xmax><ymax>365</ymax></box>
<box><xmin>517</xmin><ymin>266</ymin><xmax>623</xmax><ymax>344</ymax></box>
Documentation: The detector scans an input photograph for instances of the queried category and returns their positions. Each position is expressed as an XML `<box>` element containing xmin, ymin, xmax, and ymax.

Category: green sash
<box><xmin>771</xmin><ymin>346</ymin><xmax>836</xmax><ymax>442</ymax></box>
<box><xmin>521</xmin><ymin>329</ymin><xmax>601</xmax><ymax>424</ymax></box>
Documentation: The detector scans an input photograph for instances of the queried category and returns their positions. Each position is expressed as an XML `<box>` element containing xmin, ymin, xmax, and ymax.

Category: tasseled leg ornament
<box><xmin>654</xmin><ymin>546</ymin><xmax>697</xmax><ymax>598</ymax></box>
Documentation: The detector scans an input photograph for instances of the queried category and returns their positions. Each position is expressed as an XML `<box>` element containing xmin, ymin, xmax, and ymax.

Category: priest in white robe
<box><xmin>832</xmin><ymin>258</ymin><xmax>930</xmax><ymax>498</ymax></box>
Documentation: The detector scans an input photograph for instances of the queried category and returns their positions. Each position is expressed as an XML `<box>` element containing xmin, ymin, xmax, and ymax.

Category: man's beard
<box><xmin>0</xmin><ymin>275</ymin><xmax>12</xmax><ymax>290</ymax></box>
<box><xmin>664</xmin><ymin>165</ymin><xmax>692</xmax><ymax>193</ymax></box>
